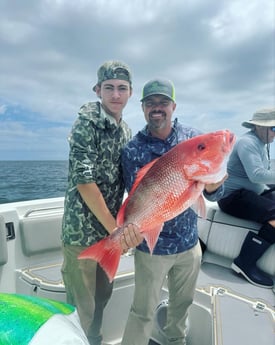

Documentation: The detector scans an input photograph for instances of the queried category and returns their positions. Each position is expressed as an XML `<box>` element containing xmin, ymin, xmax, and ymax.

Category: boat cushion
<box><xmin>199</xmin><ymin>208</ymin><xmax>275</xmax><ymax>276</ymax></box>
<box><xmin>20</xmin><ymin>215</ymin><xmax>62</xmax><ymax>256</ymax></box>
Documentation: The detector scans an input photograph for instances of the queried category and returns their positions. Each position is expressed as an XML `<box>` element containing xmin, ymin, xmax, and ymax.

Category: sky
<box><xmin>0</xmin><ymin>0</ymin><xmax>274</xmax><ymax>160</ymax></box>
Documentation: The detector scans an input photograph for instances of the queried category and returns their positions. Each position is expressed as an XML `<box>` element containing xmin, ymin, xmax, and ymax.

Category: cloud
<box><xmin>0</xmin><ymin>0</ymin><xmax>274</xmax><ymax>160</ymax></box>
<box><xmin>0</xmin><ymin>104</ymin><xmax>7</xmax><ymax>115</ymax></box>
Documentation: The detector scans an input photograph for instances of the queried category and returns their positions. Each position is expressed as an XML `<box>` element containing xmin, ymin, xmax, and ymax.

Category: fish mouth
<box><xmin>229</xmin><ymin>132</ymin><xmax>235</xmax><ymax>144</ymax></box>
<box><xmin>222</xmin><ymin>131</ymin><xmax>236</xmax><ymax>153</ymax></box>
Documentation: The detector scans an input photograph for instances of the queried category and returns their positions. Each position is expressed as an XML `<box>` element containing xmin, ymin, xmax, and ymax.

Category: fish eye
<box><xmin>197</xmin><ymin>143</ymin><xmax>206</xmax><ymax>151</ymax></box>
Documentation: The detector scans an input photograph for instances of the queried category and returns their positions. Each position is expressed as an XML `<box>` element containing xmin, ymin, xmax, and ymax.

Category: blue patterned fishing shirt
<box><xmin>121</xmin><ymin>119</ymin><xmax>224</xmax><ymax>255</ymax></box>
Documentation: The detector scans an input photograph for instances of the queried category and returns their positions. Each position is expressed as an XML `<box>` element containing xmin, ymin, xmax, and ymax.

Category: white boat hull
<box><xmin>0</xmin><ymin>197</ymin><xmax>274</xmax><ymax>344</ymax></box>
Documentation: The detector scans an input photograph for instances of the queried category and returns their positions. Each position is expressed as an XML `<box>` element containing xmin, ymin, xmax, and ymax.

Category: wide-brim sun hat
<box><xmin>242</xmin><ymin>107</ymin><xmax>275</xmax><ymax>128</ymax></box>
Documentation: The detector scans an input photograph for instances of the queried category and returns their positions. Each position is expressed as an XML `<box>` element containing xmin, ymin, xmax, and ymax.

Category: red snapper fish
<box><xmin>78</xmin><ymin>130</ymin><xmax>236</xmax><ymax>282</ymax></box>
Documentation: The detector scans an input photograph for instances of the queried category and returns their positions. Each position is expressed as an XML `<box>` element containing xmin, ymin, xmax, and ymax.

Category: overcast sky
<box><xmin>0</xmin><ymin>0</ymin><xmax>274</xmax><ymax>160</ymax></box>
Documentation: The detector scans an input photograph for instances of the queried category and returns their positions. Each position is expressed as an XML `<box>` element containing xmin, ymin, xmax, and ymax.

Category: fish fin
<box><xmin>117</xmin><ymin>158</ymin><xmax>160</xmax><ymax>226</ymax></box>
<box><xmin>187</xmin><ymin>182</ymin><xmax>206</xmax><ymax>218</ymax></box>
<box><xmin>198</xmin><ymin>195</ymin><xmax>206</xmax><ymax>218</ymax></box>
<box><xmin>193</xmin><ymin>195</ymin><xmax>206</xmax><ymax>219</ymax></box>
<box><xmin>130</xmin><ymin>157</ymin><xmax>160</xmax><ymax>195</ymax></box>
<box><xmin>78</xmin><ymin>236</ymin><xmax>122</xmax><ymax>283</ymax></box>
<box><xmin>142</xmin><ymin>225</ymin><xmax>163</xmax><ymax>254</ymax></box>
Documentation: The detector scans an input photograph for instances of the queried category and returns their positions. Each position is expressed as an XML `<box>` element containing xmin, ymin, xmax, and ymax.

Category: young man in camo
<box><xmin>61</xmin><ymin>60</ymin><xmax>142</xmax><ymax>345</ymax></box>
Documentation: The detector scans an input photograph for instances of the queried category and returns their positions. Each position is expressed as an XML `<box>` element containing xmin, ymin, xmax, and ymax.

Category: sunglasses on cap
<box><xmin>270</xmin><ymin>127</ymin><xmax>275</xmax><ymax>132</ymax></box>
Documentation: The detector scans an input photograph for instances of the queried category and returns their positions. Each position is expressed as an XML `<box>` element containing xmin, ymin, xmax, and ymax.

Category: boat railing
<box><xmin>23</xmin><ymin>206</ymin><xmax>64</xmax><ymax>218</ymax></box>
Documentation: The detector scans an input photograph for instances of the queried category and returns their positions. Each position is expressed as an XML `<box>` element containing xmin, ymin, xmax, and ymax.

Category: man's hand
<box><xmin>204</xmin><ymin>173</ymin><xmax>228</xmax><ymax>194</ymax></box>
<box><xmin>120</xmin><ymin>223</ymin><xmax>143</xmax><ymax>254</ymax></box>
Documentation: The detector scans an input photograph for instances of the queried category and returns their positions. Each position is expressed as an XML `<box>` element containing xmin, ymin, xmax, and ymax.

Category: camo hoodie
<box><xmin>62</xmin><ymin>101</ymin><xmax>131</xmax><ymax>246</ymax></box>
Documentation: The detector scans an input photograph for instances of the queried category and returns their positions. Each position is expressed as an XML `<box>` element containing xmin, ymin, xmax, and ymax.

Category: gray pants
<box><xmin>61</xmin><ymin>244</ymin><xmax>113</xmax><ymax>345</ymax></box>
<box><xmin>121</xmin><ymin>243</ymin><xmax>201</xmax><ymax>345</ymax></box>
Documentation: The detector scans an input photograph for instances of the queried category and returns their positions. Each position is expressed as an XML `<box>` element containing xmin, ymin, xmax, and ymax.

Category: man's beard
<box><xmin>148</xmin><ymin>111</ymin><xmax>167</xmax><ymax>130</ymax></box>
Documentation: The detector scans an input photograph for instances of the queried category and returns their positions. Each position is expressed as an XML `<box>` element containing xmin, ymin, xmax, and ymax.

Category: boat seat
<box><xmin>19</xmin><ymin>211</ymin><xmax>63</xmax><ymax>256</ymax></box>
<box><xmin>0</xmin><ymin>215</ymin><xmax>8</xmax><ymax>266</ymax></box>
<box><xmin>15</xmin><ymin>207</ymin><xmax>64</xmax><ymax>298</ymax></box>
<box><xmin>198</xmin><ymin>206</ymin><xmax>275</xmax><ymax>277</ymax></box>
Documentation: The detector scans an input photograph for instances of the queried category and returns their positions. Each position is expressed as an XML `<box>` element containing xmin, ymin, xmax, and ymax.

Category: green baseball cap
<box><xmin>93</xmin><ymin>60</ymin><xmax>132</xmax><ymax>91</ymax></box>
<box><xmin>140</xmin><ymin>78</ymin><xmax>176</xmax><ymax>102</ymax></box>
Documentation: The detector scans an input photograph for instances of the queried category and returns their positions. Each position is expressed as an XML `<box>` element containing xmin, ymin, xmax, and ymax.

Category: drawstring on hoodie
<box><xmin>267</xmin><ymin>143</ymin><xmax>271</xmax><ymax>170</ymax></box>
<box><xmin>266</xmin><ymin>128</ymin><xmax>271</xmax><ymax>170</ymax></box>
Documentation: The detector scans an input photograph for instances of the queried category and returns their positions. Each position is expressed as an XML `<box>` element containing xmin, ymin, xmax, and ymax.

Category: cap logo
<box><xmin>149</xmin><ymin>81</ymin><xmax>167</xmax><ymax>93</ymax></box>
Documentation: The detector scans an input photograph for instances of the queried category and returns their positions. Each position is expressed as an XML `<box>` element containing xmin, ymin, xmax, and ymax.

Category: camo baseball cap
<box><xmin>140</xmin><ymin>78</ymin><xmax>176</xmax><ymax>102</ymax></box>
<box><xmin>92</xmin><ymin>60</ymin><xmax>132</xmax><ymax>91</ymax></box>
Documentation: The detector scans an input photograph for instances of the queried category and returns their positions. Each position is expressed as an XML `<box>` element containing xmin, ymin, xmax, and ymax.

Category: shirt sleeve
<box><xmin>69</xmin><ymin>117</ymin><xmax>98</xmax><ymax>184</ymax></box>
<box><xmin>203</xmin><ymin>185</ymin><xmax>224</xmax><ymax>201</ymax></box>
<box><xmin>237</xmin><ymin>137</ymin><xmax>275</xmax><ymax>185</ymax></box>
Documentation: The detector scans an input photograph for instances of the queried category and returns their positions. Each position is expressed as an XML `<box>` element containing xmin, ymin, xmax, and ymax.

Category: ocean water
<box><xmin>0</xmin><ymin>161</ymin><xmax>69</xmax><ymax>204</ymax></box>
<box><xmin>1</xmin><ymin>159</ymin><xmax>274</xmax><ymax>205</ymax></box>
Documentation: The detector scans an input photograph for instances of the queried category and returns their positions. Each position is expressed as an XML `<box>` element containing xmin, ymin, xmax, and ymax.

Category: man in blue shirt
<box><xmin>121</xmin><ymin>79</ymin><xmax>226</xmax><ymax>345</ymax></box>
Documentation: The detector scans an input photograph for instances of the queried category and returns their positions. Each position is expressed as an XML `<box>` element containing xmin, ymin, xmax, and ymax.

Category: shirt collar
<box><xmin>100</xmin><ymin>105</ymin><xmax>119</xmax><ymax>127</ymax></box>
<box><xmin>144</xmin><ymin>118</ymin><xmax>179</xmax><ymax>145</ymax></box>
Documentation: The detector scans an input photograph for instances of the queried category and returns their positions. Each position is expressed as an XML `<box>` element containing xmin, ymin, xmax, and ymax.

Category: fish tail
<box><xmin>78</xmin><ymin>236</ymin><xmax>122</xmax><ymax>283</ymax></box>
